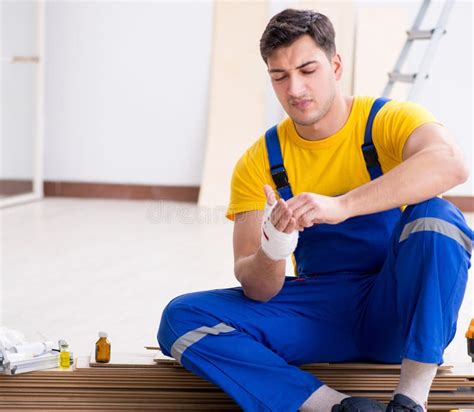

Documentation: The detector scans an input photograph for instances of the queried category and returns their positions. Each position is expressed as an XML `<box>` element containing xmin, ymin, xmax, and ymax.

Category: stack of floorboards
<box><xmin>0</xmin><ymin>353</ymin><xmax>472</xmax><ymax>410</ymax></box>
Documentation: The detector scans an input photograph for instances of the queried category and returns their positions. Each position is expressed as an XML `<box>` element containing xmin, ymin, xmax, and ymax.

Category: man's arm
<box><xmin>233</xmin><ymin>210</ymin><xmax>286</xmax><ymax>302</ymax></box>
<box><xmin>340</xmin><ymin>123</ymin><xmax>469</xmax><ymax>218</ymax></box>
<box><xmin>288</xmin><ymin>123</ymin><xmax>469</xmax><ymax>226</ymax></box>
<box><xmin>233</xmin><ymin>187</ymin><xmax>298</xmax><ymax>302</ymax></box>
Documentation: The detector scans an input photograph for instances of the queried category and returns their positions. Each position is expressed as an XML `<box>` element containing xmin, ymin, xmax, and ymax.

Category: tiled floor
<box><xmin>1</xmin><ymin>198</ymin><xmax>473</xmax><ymax>365</ymax></box>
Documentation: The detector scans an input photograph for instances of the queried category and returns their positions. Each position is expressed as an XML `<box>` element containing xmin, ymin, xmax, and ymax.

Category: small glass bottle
<box><xmin>59</xmin><ymin>340</ymin><xmax>70</xmax><ymax>369</ymax></box>
<box><xmin>95</xmin><ymin>331</ymin><xmax>111</xmax><ymax>363</ymax></box>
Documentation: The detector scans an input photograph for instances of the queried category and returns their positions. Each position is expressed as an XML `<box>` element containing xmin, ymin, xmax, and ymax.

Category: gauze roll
<box><xmin>260</xmin><ymin>201</ymin><xmax>299</xmax><ymax>261</ymax></box>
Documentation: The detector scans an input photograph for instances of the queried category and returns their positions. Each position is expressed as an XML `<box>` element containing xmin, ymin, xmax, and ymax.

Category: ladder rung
<box><xmin>407</xmin><ymin>29</ymin><xmax>435</xmax><ymax>40</ymax></box>
<box><xmin>388</xmin><ymin>72</ymin><xmax>417</xmax><ymax>83</ymax></box>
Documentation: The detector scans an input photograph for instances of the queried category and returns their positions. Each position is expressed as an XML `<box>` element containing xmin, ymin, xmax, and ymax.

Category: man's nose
<box><xmin>287</xmin><ymin>75</ymin><xmax>306</xmax><ymax>98</ymax></box>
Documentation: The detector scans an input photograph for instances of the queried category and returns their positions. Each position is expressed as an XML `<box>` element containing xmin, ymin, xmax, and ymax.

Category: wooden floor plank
<box><xmin>0</xmin><ymin>357</ymin><xmax>471</xmax><ymax>410</ymax></box>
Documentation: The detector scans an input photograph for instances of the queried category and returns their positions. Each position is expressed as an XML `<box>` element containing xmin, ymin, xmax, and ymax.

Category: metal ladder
<box><xmin>382</xmin><ymin>0</ymin><xmax>454</xmax><ymax>101</ymax></box>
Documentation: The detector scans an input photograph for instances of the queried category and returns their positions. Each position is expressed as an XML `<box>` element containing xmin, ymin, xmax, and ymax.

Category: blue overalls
<box><xmin>158</xmin><ymin>98</ymin><xmax>472</xmax><ymax>412</ymax></box>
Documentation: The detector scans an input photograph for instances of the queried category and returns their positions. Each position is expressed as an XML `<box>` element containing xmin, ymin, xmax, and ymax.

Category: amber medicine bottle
<box><xmin>95</xmin><ymin>331</ymin><xmax>111</xmax><ymax>363</ymax></box>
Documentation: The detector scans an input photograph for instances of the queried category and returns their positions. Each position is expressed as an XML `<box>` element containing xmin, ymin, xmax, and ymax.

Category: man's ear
<box><xmin>332</xmin><ymin>53</ymin><xmax>343</xmax><ymax>80</ymax></box>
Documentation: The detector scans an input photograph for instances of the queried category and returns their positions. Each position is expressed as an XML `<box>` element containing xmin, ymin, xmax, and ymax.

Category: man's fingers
<box><xmin>275</xmin><ymin>208</ymin><xmax>292</xmax><ymax>232</ymax></box>
<box><xmin>273</xmin><ymin>202</ymin><xmax>289</xmax><ymax>229</ymax></box>
<box><xmin>271</xmin><ymin>200</ymin><xmax>292</xmax><ymax>231</ymax></box>
<box><xmin>286</xmin><ymin>193</ymin><xmax>309</xmax><ymax>210</ymax></box>
<box><xmin>266</xmin><ymin>195</ymin><xmax>303</xmax><ymax>233</ymax></box>
<box><xmin>270</xmin><ymin>199</ymin><xmax>286</xmax><ymax>225</ymax></box>
<box><xmin>283</xmin><ymin>217</ymin><xmax>297</xmax><ymax>234</ymax></box>
<box><xmin>297</xmin><ymin>209</ymin><xmax>318</xmax><ymax>228</ymax></box>
<box><xmin>290</xmin><ymin>203</ymin><xmax>314</xmax><ymax>221</ymax></box>
<box><xmin>263</xmin><ymin>185</ymin><xmax>277</xmax><ymax>206</ymax></box>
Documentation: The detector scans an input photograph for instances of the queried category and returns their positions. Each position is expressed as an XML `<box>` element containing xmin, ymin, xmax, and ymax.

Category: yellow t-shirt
<box><xmin>226</xmin><ymin>96</ymin><xmax>438</xmax><ymax>221</ymax></box>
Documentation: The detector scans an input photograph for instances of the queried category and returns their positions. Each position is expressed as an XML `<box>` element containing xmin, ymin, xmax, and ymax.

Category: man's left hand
<box><xmin>286</xmin><ymin>193</ymin><xmax>349</xmax><ymax>229</ymax></box>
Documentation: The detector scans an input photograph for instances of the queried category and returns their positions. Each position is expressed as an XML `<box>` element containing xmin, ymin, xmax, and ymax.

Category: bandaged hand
<box><xmin>260</xmin><ymin>186</ymin><xmax>299</xmax><ymax>261</ymax></box>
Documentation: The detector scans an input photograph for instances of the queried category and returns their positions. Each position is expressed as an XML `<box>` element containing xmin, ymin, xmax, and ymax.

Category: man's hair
<box><xmin>260</xmin><ymin>9</ymin><xmax>336</xmax><ymax>63</ymax></box>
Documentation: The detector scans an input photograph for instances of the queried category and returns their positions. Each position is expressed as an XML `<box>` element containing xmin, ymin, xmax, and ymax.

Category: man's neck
<box><xmin>294</xmin><ymin>94</ymin><xmax>354</xmax><ymax>141</ymax></box>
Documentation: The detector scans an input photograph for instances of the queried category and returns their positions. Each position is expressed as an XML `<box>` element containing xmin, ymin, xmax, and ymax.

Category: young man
<box><xmin>158</xmin><ymin>9</ymin><xmax>472</xmax><ymax>412</ymax></box>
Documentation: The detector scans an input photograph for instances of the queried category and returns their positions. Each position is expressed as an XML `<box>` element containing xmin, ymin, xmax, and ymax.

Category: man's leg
<box><xmin>158</xmin><ymin>275</ymin><xmax>371</xmax><ymax>412</ymax></box>
<box><xmin>359</xmin><ymin>198</ymin><xmax>472</xmax><ymax>410</ymax></box>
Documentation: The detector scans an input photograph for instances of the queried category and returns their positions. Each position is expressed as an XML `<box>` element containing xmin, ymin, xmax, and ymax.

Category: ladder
<box><xmin>382</xmin><ymin>0</ymin><xmax>454</xmax><ymax>101</ymax></box>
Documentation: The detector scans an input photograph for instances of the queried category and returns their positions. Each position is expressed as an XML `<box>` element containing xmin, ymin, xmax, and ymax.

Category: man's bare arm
<box><xmin>288</xmin><ymin>123</ymin><xmax>469</xmax><ymax>226</ymax></box>
<box><xmin>340</xmin><ymin>123</ymin><xmax>469</xmax><ymax>218</ymax></box>
<box><xmin>233</xmin><ymin>186</ymin><xmax>299</xmax><ymax>302</ymax></box>
<box><xmin>233</xmin><ymin>210</ymin><xmax>286</xmax><ymax>302</ymax></box>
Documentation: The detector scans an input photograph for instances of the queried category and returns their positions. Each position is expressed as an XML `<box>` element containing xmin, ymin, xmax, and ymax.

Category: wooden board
<box><xmin>0</xmin><ymin>355</ymin><xmax>471</xmax><ymax>410</ymax></box>
<box><xmin>89</xmin><ymin>351</ymin><xmax>159</xmax><ymax>368</ymax></box>
<box><xmin>198</xmin><ymin>1</ymin><xmax>358</xmax><ymax>209</ymax></box>
<box><xmin>353</xmin><ymin>4</ymin><xmax>409</xmax><ymax>99</ymax></box>
<box><xmin>198</xmin><ymin>1</ymin><xmax>268</xmax><ymax>209</ymax></box>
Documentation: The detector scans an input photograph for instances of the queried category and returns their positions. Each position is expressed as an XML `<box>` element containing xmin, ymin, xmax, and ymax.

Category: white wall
<box><xmin>416</xmin><ymin>0</ymin><xmax>473</xmax><ymax>196</ymax></box>
<box><xmin>43</xmin><ymin>1</ymin><xmax>472</xmax><ymax>194</ymax></box>
<box><xmin>1</xmin><ymin>1</ymin><xmax>39</xmax><ymax>180</ymax></box>
<box><xmin>354</xmin><ymin>0</ymin><xmax>473</xmax><ymax>196</ymax></box>
<box><xmin>44</xmin><ymin>1</ymin><xmax>213</xmax><ymax>186</ymax></box>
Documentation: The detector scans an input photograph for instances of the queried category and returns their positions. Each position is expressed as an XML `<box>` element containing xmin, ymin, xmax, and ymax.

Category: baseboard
<box><xmin>0</xmin><ymin>179</ymin><xmax>33</xmax><ymax>196</ymax></box>
<box><xmin>443</xmin><ymin>196</ymin><xmax>473</xmax><ymax>213</ymax></box>
<box><xmin>43</xmin><ymin>181</ymin><xmax>200</xmax><ymax>203</ymax></box>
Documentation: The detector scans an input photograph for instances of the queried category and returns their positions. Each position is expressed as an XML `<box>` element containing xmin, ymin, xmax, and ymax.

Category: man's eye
<box><xmin>302</xmin><ymin>70</ymin><xmax>316</xmax><ymax>75</ymax></box>
<box><xmin>273</xmin><ymin>75</ymin><xmax>287</xmax><ymax>82</ymax></box>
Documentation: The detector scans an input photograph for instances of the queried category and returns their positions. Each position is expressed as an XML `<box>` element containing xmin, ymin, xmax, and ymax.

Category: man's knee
<box><xmin>157</xmin><ymin>292</ymin><xmax>206</xmax><ymax>356</ymax></box>
<box><xmin>399</xmin><ymin>198</ymin><xmax>472</xmax><ymax>254</ymax></box>
<box><xmin>404</xmin><ymin>197</ymin><xmax>463</xmax><ymax>224</ymax></box>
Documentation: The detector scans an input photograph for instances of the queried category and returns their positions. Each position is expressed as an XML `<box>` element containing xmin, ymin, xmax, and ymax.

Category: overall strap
<box><xmin>264</xmin><ymin>125</ymin><xmax>294</xmax><ymax>201</ymax></box>
<box><xmin>362</xmin><ymin>97</ymin><xmax>391</xmax><ymax>180</ymax></box>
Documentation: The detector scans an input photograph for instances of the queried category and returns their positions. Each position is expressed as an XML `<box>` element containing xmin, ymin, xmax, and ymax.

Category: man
<box><xmin>158</xmin><ymin>9</ymin><xmax>472</xmax><ymax>412</ymax></box>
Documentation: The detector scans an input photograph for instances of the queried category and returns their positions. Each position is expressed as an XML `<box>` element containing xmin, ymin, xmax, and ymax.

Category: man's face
<box><xmin>267</xmin><ymin>34</ymin><xmax>342</xmax><ymax>127</ymax></box>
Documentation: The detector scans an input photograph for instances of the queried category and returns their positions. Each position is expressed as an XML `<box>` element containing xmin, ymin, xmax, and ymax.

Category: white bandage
<box><xmin>260</xmin><ymin>202</ymin><xmax>299</xmax><ymax>261</ymax></box>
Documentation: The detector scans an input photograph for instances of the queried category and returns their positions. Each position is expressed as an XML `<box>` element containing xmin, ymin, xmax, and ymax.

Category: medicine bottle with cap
<box><xmin>95</xmin><ymin>332</ymin><xmax>111</xmax><ymax>363</ymax></box>
<box><xmin>59</xmin><ymin>340</ymin><xmax>70</xmax><ymax>369</ymax></box>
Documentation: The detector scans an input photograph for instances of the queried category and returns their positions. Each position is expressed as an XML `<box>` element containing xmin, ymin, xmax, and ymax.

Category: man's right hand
<box><xmin>263</xmin><ymin>185</ymin><xmax>299</xmax><ymax>234</ymax></box>
<box><xmin>232</xmin><ymin>185</ymin><xmax>294</xmax><ymax>301</ymax></box>
<box><xmin>260</xmin><ymin>185</ymin><xmax>299</xmax><ymax>261</ymax></box>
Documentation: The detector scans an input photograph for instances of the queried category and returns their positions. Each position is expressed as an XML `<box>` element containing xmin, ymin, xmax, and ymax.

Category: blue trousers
<box><xmin>157</xmin><ymin>198</ymin><xmax>472</xmax><ymax>412</ymax></box>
